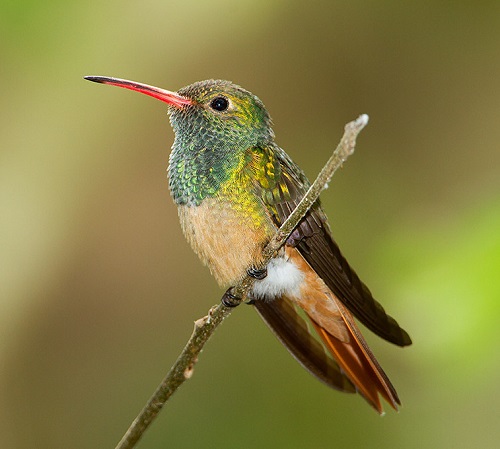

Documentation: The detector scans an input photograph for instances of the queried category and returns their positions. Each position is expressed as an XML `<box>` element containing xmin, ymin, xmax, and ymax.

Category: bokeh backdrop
<box><xmin>1</xmin><ymin>1</ymin><xmax>499</xmax><ymax>448</ymax></box>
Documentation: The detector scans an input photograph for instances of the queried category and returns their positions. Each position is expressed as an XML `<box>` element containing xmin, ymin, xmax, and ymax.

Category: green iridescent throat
<box><xmin>168</xmin><ymin>142</ymin><xmax>241</xmax><ymax>206</ymax></box>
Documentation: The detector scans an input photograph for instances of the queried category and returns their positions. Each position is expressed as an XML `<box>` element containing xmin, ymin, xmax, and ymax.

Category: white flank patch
<box><xmin>252</xmin><ymin>257</ymin><xmax>304</xmax><ymax>300</ymax></box>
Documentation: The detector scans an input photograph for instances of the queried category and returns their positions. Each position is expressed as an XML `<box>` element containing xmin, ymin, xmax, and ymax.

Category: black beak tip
<box><xmin>84</xmin><ymin>76</ymin><xmax>107</xmax><ymax>84</ymax></box>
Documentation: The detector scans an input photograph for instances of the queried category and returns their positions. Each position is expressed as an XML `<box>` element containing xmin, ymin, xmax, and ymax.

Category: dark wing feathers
<box><xmin>263</xmin><ymin>145</ymin><xmax>412</xmax><ymax>347</ymax></box>
<box><xmin>297</xmin><ymin>231</ymin><xmax>412</xmax><ymax>346</ymax></box>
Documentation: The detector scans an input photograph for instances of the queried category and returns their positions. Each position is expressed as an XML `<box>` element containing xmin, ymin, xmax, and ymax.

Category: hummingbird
<box><xmin>85</xmin><ymin>76</ymin><xmax>412</xmax><ymax>413</ymax></box>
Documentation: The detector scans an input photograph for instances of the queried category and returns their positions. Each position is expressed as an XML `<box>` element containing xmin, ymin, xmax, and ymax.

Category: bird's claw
<box><xmin>247</xmin><ymin>267</ymin><xmax>267</xmax><ymax>280</ymax></box>
<box><xmin>222</xmin><ymin>288</ymin><xmax>241</xmax><ymax>308</ymax></box>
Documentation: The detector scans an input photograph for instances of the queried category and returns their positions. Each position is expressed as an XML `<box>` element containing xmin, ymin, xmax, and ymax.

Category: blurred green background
<box><xmin>1</xmin><ymin>1</ymin><xmax>499</xmax><ymax>448</ymax></box>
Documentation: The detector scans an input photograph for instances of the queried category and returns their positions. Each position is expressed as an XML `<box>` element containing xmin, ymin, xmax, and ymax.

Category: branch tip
<box><xmin>357</xmin><ymin>114</ymin><xmax>369</xmax><ymax>127</ymax></box>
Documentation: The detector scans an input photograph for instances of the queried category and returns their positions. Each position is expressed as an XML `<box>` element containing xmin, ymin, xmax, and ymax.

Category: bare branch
<box><xmin>114</xmin><ymin>114</ymin><xmax>369</xmax><ymax>449</ymax></box>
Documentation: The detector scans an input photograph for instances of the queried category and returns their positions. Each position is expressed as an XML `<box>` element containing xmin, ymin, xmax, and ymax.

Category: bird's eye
<box><xmin>210</xmin><ymin>96</ymin><xmax>229</xmax><ymax>112</ymax></box>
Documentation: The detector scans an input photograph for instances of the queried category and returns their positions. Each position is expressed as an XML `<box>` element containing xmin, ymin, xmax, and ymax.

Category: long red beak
<box><xmin>84</xmin><ymin>76</ymin><xmax>191</xmax><ymax>107</ymax></box>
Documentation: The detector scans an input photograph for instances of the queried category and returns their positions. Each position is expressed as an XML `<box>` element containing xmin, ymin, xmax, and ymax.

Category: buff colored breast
<box><xmin>177</xmin><ymin>198</ymin><xmax>274</xmax><ymax>287</ymax></box>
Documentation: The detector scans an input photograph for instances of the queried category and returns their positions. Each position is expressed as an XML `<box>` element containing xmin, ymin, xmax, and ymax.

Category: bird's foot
<box><xmin>222</xmin><ymin>288</ymin><xmax>241</xmax><ymax>308</ymax></box>
<box><xmin>247</xmin><ymin>267</ymin><xmax>267</xmax><ymax>280</ymax></box>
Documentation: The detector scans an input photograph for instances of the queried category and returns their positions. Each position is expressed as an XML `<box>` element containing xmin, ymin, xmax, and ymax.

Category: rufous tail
<box><xmin>309</xmin><ymin>301</ymin><xmax>401</xmax><ymax>413</ymax></box>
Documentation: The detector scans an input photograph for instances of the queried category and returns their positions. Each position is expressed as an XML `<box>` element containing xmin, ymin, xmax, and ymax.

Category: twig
<box><xmin>114</xmin><ymin>114</ymin><xmax>369</xmax><ymax>449</ymax></box>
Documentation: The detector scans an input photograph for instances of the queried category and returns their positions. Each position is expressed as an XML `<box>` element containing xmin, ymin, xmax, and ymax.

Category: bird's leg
<box><xmin>244</xmin><ymin>266</ymin><xmax>267</xmax><ymax>305</ymax></box>
<box><xmin>223</xmin><ymin>266</ymin><xmax>267</xmax><ymax>307</ymax></box>
<box><xmin>247</xmin><ymin>266</ymin><xmax>268</xmax><ymax>280</ymax></box>
<box><xmin>222</xmin><ymin>288</ymin><xmax>241</xmax><ymax>308</ymax></box>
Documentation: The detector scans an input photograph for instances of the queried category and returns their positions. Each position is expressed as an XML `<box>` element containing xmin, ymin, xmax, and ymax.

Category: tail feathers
<box><xmin>252</xmin><ymin>296</ymin><xmax>356</xmax><ymax>393</ymax></box>
<box><xmin>310</xmin><ymin>311</ymin><xmax>400</xmax><ymax>414</ymax></box>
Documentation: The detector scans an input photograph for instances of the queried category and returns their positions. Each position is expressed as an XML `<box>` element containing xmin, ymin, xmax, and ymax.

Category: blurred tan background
<box><xmin>1</xmin><ymin>1</ymin><xmax>499</xmax><ymax>448</ymax></box>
